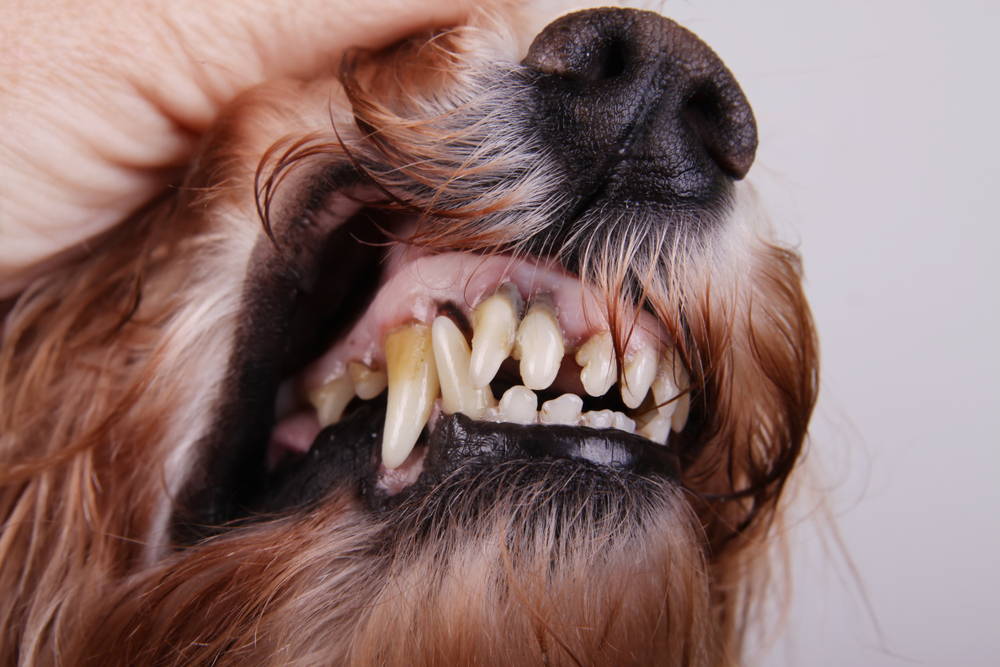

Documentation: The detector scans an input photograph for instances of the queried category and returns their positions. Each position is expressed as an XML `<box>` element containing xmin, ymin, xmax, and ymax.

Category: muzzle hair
<box><xmin>0</xmin><ymin>5</ymin><xmax>818</xmax><ymax>666</ymax></box>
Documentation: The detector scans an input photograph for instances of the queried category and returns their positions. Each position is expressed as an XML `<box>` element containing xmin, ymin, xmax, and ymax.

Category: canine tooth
<box><xmin>620</xmin><ymin>345</ymin><xmax>658</xmax><ymax>409</ymax></box>
<box><xmin>349</xmin><ymin>361</ymin><xmax>387</xmax><ymax>400</ymax></box>
<box><xmin>638</xmin><ymin>413</ymin><xmax>672</xmax><ymax>444</ymax></box>
<box><xmin>539</xmin><ymin>393</ymin><xmax>583</xmax><ymax>426</ymax></box>
<box><xmin>672</xmin><ymin>393</ymin><xmax>691</xmax><ymax>432</ymax></box>
<box><xmin>612</xmin><ymin>411</ymin><xmax>637</xmax><ymax>433</ymax></box>
<box><xmin>431</xmin><ymin>316</ymin><xmax>495</xmax><ymax>419</ymax></box>
<box><xmin>309</xmin><ymin>374</ymin><xmax>354</xmax><ymax>427</ymax></box>
<box><xmin>513</xmin><ymin>300</ymin><xmax>564</xmax><ymax>390</ymax></box>
<box><xmin>575</xmin><ymin>332</ymin><xmax>617</xmax><ymax>397</ymax></box>
<box><xmin>469</xmin><ymin>283</ymin><xmax>521</xmax><ymax>388</ymax></box>
<box><xmin>581</xmin><ymin>409</ymin><xmax>615</xmax><ymax>429</ymax></box>
<box><xmin>498</xmin><ymin>385</ymin><xmax>538</xmax><ymax>424</ymax></box>
<box><xmin>382</xmin><ymin>324</ymin><xmax>439</xmax><ymax>469</ymax></box>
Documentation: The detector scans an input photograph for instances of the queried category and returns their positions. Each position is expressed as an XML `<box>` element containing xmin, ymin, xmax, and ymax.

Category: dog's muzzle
<box><xmin>172</xmin><ymin>8</ymin><xmax>758</xmax><ymax>542</ymax></box>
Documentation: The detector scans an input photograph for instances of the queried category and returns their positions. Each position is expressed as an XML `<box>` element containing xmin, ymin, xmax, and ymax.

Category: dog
<box><xmin>0</xmin><ymin>3</ymin><xmax>817</xmax><ymax>665</ymax></box>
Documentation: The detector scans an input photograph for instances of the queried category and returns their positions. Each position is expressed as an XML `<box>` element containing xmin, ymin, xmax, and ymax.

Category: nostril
<box><xmin>579</xmin><ymin>37</ymin><xmax>628</xmax><ymax>82</ymax></box>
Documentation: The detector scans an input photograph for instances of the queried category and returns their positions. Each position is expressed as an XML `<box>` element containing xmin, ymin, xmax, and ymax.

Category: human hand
<box><xmin>0</xmin><ymin>0</ymin><xmax>472</xmax><ymax>297</ymax></box>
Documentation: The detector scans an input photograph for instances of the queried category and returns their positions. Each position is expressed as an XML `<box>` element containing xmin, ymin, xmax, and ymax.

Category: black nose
<box><xmin>522</xmin><ymin>8</ymin><xmax>757</xmax><ymax>211</ymax></box>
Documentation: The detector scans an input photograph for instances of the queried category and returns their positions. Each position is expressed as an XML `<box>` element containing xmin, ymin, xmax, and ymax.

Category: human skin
<box><xmin>0</xmin><ymin>0</ymin><xmax>474</xmax><ymax>297</ymax></box>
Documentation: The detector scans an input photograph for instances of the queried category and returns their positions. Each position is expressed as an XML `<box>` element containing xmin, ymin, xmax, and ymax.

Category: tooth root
<box><xmin>309</xmin><ymin>374</ymin><xmax>355</xmax><ymax>427</ymax></box>
<box><xmin>431</xmin><ymin>316</ymin><xmax>496</xmax><ymax>419</ymax></box>
<box><xmin>469</xmin><ymin>283</ymin><xmax>521</xmax><ymax>389</ymax></box>
<box><xmin>638</xmin><ymin>413</ymin><xmax>672</xmax><ymax>444</ymax></box>
<box><xmin>671</xmin><ymin>393</ymin><xmax>691</xmax><ymax>432</ymax></box>
<box><xmin>539</xmin><ymin>393</ymin><xmax>583</xmax><ymax>426</ymax></box>
<box><xmin>349</xmin><ymin>361</ymin><xmax>387</xmax><ymax>400</ymax></box>
<box><xmin>514</xmin><ymin>300</ymin><xmax>564</xmax><ymax>390</ymax></box>
<box><xmin>382</xmin><ymin>324</ymin><xmax>439</xmax><ymax>469</ymax></box>
<box><xmin>620</xmin><ymin>345</ymin><xmax>658</xmax><ymax>409</ymax></box>
<box><xmin>575</xmin><ymin>332</ymin><xmax>617</xmax><ymax>397</ymax></box>
<box><xmin>498</xmin><ymin>385</ymin><xmax>538</xmax><ymax>424</ymax></box>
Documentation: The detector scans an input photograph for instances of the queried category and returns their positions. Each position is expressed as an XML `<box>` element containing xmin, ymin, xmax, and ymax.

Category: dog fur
<box><xmin>0</xmin><ymin>3</ymin><xmax>817</xmax><ymax>665</ymax></box>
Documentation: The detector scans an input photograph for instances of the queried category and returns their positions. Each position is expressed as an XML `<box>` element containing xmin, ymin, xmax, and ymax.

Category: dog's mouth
<box><xmin>173</xmin><ymin>181</ymin><xmax>693</xmax><ymax>541</ymax></box>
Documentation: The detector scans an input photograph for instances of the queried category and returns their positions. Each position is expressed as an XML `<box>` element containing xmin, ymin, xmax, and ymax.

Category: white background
<box><xmin>657</xmin><ymin>1</ymin><xmax>1000</xmax><ymax>665</ymax></box>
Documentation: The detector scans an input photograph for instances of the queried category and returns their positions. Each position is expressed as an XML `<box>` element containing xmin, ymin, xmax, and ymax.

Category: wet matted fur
<box><xmin>0</xmin><ymin>2</ymin><xmax>817</xmax><ymax>665</ymax></box>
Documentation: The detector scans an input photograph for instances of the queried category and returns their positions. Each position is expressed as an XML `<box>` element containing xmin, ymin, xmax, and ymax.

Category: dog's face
<box><xmin>0</xmin><ymin>5</ymin><xmax>817</xmax><ymax>665</ymax></box>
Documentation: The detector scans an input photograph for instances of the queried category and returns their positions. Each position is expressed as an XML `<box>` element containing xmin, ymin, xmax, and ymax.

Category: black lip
<box><xmin>252</xmin><ymin>406</ymin><xmax>681</xmax><ymax>518</ymax></box>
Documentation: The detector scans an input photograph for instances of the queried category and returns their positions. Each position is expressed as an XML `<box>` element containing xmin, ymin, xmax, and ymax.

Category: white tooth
<box><xmin>469</xmin><ymin>283</ymin><xmax>521</xmax><ymax>388</ymax></box>
<box><xmin>498</xmin><ymin>385</ymin><xmax>538</xmax><ymax>424</ymax></box>
<box><xmin>514</xmin><ymin>300</ymin><xmax>564</xmax><ymax>390</ymax></box>
<box><xmin>539</xmin><ymin>393</ymin><xmax>583</xmax><ymax>426</ymax></box>
<box><xmin>349</xmin><ymin>361</ymin><xmax>387</xmax><ymax>400</ymax></box>
<box><xmin>650</xmin><ymin>350</ymin><xmax>690</xmax><ymax>421</ymax></box>
<box><xmin>672</xmin><ymin>393</ymin><xmax>691</xmax><ymax>432</ymax></box>
<box><xmin>431</xmin><ymin>316</ymin><xmax>495</xmax><ymax>419</ymax></box>
<box><xmin>638</xmin><ymin>413</ymin><xmax>672</xmax><ymax>444</ymax></box>
<box><xmin>309</xmin><ymin>373</ymin><xmax>354</xmax><ymax>427</ymax></box>
<box><xmin>581</xmin><ymin>409</ymin><xmax>615</xmax><ymax>429</ymax></box>
<box><xmin>612</xmin><ymin>411</ymin><xmax>636</xmax><ymax>434</ymax></box>
<box><xmin>382</xmin><ymin>324</ymin><xmax>439</xmax><ymax>469</ymax></box>
<box><xmin>575</xmin><ymin>332</ymin><xmax>617</xmax><ymax>397</ymax></box>
<box><xmin>620</xmin><ymin>345</ymin><xmax>658</xmax><ymax>409</ymax></box>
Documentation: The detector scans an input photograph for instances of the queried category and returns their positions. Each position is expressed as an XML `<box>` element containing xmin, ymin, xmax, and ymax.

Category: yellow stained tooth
<box><xmin>514</xmin><ymin>300</ymin><xmax>564</xmax><ymax>390</ymax></box>
<box><xmin>498</xmin><ymin>385</ymin><xmax>538</xmax><ymax>424</ymax></box>
<box><xmin>469</xmin><ymin>283</ymin><xmax>521</xmax><ymax>389</ymax></box>
<box><xmin>349</xmin><ymin>361</ymin><xmax>387</xmax><ymax>400</ymax></box>
<box><xmin>575</xmin><ymin>332</ymin><xmax>617</xmax><ymax>397</ymax></box>
<box><xmin>620</xmin><ymin>345</ymin><xmax>658</xmax><ymax>409</ymax></box>
<box><xmin>309</xmin><ymin>374</ymin><xmax>354</xmax><ymax>427</ymax></box>
<box><xmin>382</xmin><ymin>324</ymin><xmax>439</xmax><ymax>469</ymax></box>
<box><xmin>432</xmin><ymin>316</ymin><xmax>495</xmax><ymax>419</ymax></box>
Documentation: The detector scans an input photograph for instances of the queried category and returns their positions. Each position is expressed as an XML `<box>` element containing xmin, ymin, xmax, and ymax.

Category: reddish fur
<box><xmin>0</xmin><ymin>9</ymin><xmax>817</xmax><ymax>666</ymax></box>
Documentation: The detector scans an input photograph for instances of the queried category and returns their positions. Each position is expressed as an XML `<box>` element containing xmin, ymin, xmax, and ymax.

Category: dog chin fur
<box><xmin>0</xmin><ymin>2</ymin><xmax>818</xmax><ymax>665</ymax></box>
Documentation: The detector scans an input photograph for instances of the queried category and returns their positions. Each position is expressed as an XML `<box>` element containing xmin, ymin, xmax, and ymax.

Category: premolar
<box><xmin>432</xmin><ymin>315</ymin><xmax>495</xmax><ymax>419</ymax></box>
<box><xmin>575</xmin><ymin>332</ymin><xmax>617</xmax><ymax>397</ymax></box>
<box><xmin>621</xmin><ymin>345</ymin><xmax>658</xmax><ymax>409</ymax></box>
<box><xmin>513</xmin><ymin>299</ymin><xmax>564</xmax><ymax>390</ymax></box>
<box><xmin>469</xmin><ymin>283</ymin><xmax>522</xmax><ymax>388</ymax></box>
<box><xmin>309</xmin><ymin>374</ymin><xmax>354</xmax><ymax>427</ymax></box>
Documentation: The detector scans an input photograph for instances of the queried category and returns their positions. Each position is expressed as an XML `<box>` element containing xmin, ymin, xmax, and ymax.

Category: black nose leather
<box><xmin>523</xmin><ymin>8</ymin><xmax>757</xmax><ymax>211</ymax></box>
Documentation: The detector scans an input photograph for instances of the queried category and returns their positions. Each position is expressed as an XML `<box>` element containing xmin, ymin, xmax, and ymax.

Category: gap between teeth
<box><xmin>307</xmin><ymin>283</ymin><xmax>690</xmax><ymax>469</ymax></box>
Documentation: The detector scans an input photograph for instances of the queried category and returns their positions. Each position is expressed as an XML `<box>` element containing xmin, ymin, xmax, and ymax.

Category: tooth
<box><xmin>612</xmin><ymin>411</ymin><xmax>636</xmax><ymax>433</ymax></box>
<box><xmin>638</xmin><ymin>413</ymin><xmax>672</xmax><ymax>444</ymax></box>
<box><xmin>513</xmin><ymin>300</ymin><xmax>564</xmax><ymax>390</ymax></box>
<box><xmin>581</xmin><ymin>409</ymin><xmax>614</xmax><ymax>429</ymax></box>
<box><xmin>620</xmin><ymin>345</ymin><xmax>658</xmax><ymax>409</ymax></box>
<box><xmin>382</xmin><ymin>324</ymin><xmax>439</xmax><ymax>469</ymax></box>
<box><xmin>539</xmin><ymin>393</ymin><xmax>583</xmax><ymax>426</ymax></box>
<box><xmin>349</xmin><ymin>361</ymin><xmax>387</xmax><ymax>400</ymax></box>
<box><xmin>498</xmin><ymin>385</ymin><xmax>538</xmax><ymax>424</ymax></box>
<box><xmin>469</xmin><ymin>283</ymin><xmax>521</xmax><ymax>388</ymax></box>
<box><xmin>431</xmin><ymin>316</ymin><xmax>495</xmax><ymax>419</ymax></box>
<box><xmin>309</xmin><ymin>374</ymin><xmax>355</xmax><ymax>427</ymax></box>
<box><xmin>575</xmin><ymin>332</ymin><xmax>617</xmax><ymax>397</ymax></box>
<box><xmin>653</xmin><ymin>351</ymin><xmax>690</xmax><ymax>432</ymax></box>
<box><xmin>672</xmin><ymin>393</ymin><xmax>691</xmax><ymax>432</ymax></box>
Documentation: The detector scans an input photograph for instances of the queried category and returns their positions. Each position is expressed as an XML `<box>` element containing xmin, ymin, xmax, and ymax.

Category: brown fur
<box><xmin>0</xmin><ymin>5</ymin><xmax>817</xmax><ymax>665</ymax></box>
